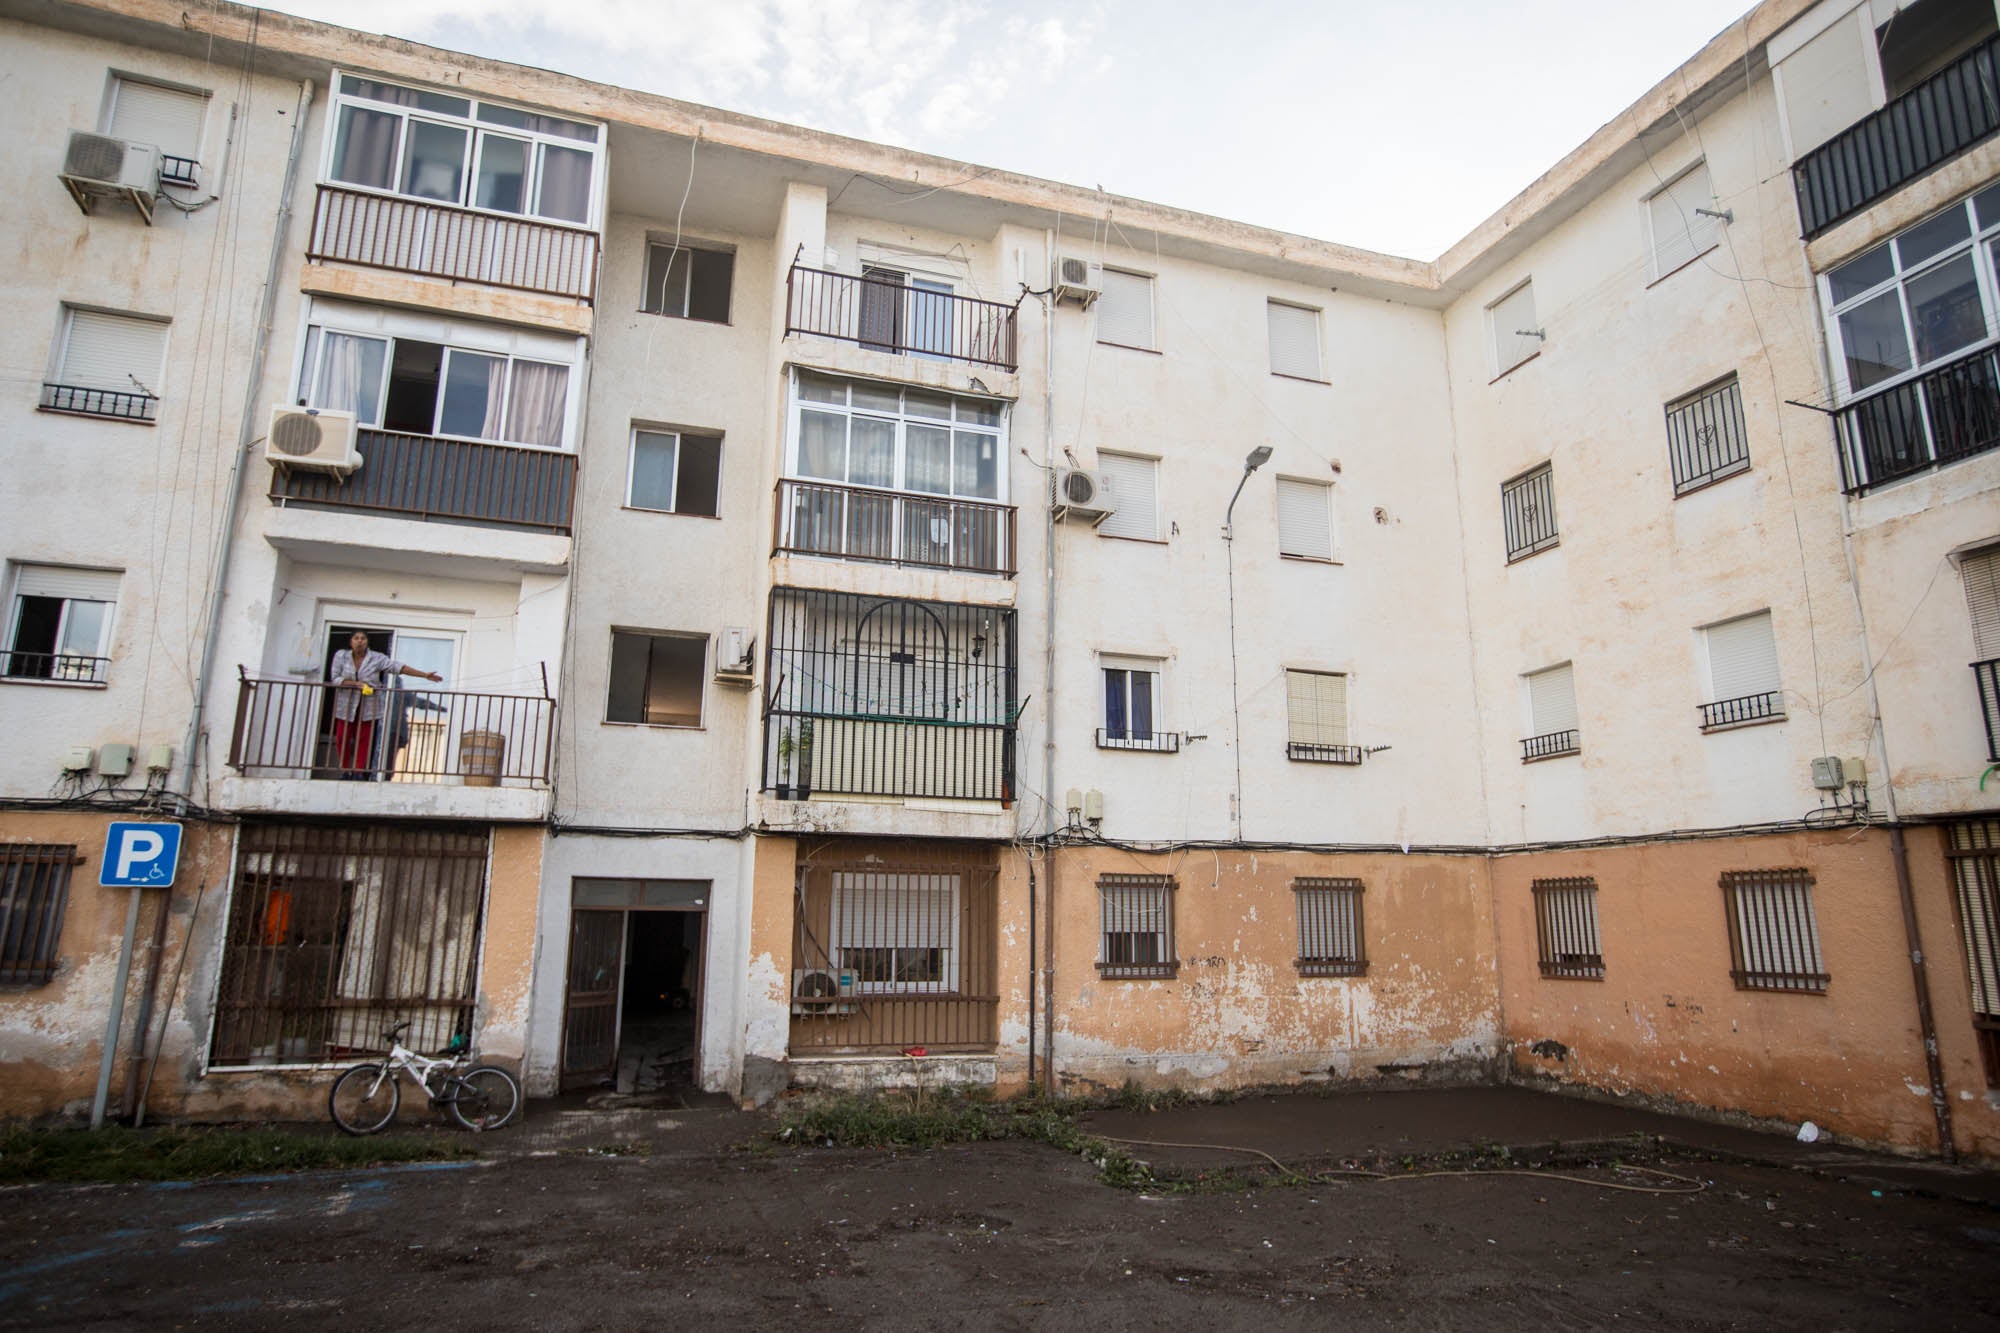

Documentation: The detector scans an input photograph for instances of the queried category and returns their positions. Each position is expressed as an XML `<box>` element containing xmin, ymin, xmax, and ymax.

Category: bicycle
<box><xmin>328</xmin><ymin>1021</ymin><xmax>521</xmax><ymax>1135</ymax></box>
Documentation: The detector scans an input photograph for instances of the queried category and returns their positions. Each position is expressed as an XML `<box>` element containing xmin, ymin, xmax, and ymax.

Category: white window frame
<box><xmin>604</xmin><ymin>629</ymin><xmax>708</xmax><ymax>729</ymax></box>
<box><xmin>46</xmin><ymin>306</ymin><xmax>170</xmax><ymax>422</ymax></box>
<box><xmin>1521</xmin><ymin>662</ymin><xmax>1580</xmax><ymax>758</ymax></box>
<box><xmin>3</xmin><ymin>565</ymin><xmax>120</xmax><ymax>686</ymax></box>
<box><xmin>1266</xmin><ymin>299</ymin><xmax>1324</xmax><ymax>380</ymax></box>
<box><xmin>1100</xmin><ymin>654</ymin><xmax>1164</xmax><ymax>743</ymax></box>
<box><xmin>626</xmin><ymin>426</ymin><xmax>723</xmax><ymax>517</ymax></box>
<box><xmin>1643</xmin><ymin>159</ymin><xmax>1720</xmax><ymax>281</ymax></box>
<box><xmin>1487</xmin><ymin>280</ymin><xmax>1541</xmax><ymax>377</ymax></box>
<box><xmin>783</xmin><ymin>370</ymin><xmax>1009</xmax><ymax>503</ymax></box>
<box><xmin>1698</xmin><ymin>609</ymin><xmax>1785</xmax><ymax>725</ymax></box>
<box><xmin>829</xmin><ymin>871</ymin><xmax>962</xmax><ymax>995</ymax></box>
<box><xmin>1095</xmin><ymin>267</ymin><xmax>1157</xmax><ymax>351</ymax></box>
<box><xmin>103</xmin><ymin>71</ymin><xmax>210</xmax><ymax>171</ymax></box>
<box><xmin>1094</xmin><ymin>450</ymin><xmax>1161</xmax><ymax>541</ymax></box>
<box><xmin>1275</xmin><ymin>476</ymin><xmax>1335</xmax><ymax>561</ymax></box>
<box><xmin>641</xmin><ymin>238</ymin><xmax>735</xmax><ymax>322</ymax></box>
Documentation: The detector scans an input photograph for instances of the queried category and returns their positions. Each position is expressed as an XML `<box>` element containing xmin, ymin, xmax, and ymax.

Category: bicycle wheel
<box><xmin>329</xmin><ymin>1063</ymin><xmax>400</xmax><ymax>1135</ymax></box>
<box><xmin>447</xmin><ymin>1065</ymin><xmax>521</xmax><ymax>1132</ymax></box>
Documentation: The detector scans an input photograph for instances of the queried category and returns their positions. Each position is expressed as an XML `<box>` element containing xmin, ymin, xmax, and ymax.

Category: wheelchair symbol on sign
<box><xmin>101</xmin><ymin>822</ymin><xmax>183</xmax><ymax>888</ymax></box>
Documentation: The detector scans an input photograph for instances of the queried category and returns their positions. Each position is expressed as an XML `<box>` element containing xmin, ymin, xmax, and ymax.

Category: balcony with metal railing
<box><xmin>773</xmin><ymin>478</ymin><xmax>1016</xmax><ymax>576</ymax></box>
<box><xmin>38</xmin><ymin>383</ymin><xmax>157</xmax><ymax>422</ymax></box>
<box><xmin>1</xmin><ymin>651</ymin><xmax>111</xmax><ymax>686</ymax></box>
<box><xmin>268</xmin><ymin>429</ymin><xmax>577</xmax><ymax>534</ymax></box>
<box><xmin>785</xmin><ymin>263</ymin><xmax>1019</xmax><ymax>371</ymax></box>
<box><xmin>1699</xmin><ymin>690</ymin><xmax>1785</xmax><ymax>732</ymax></box>
<box><xmin>1287</xmin><ymin>741</ymin><xmax>1364</xmax><ymax>764</ymax></box>
<box><xmin>308</xmin><ymin>184</ymin><xmax>599</xmax><ymax>303</ymax></box>
<box><xmin>1977</xmin><ymin>658</ymin><xmax>2000</xmax><ymax>761</ymax></box>
<box><xmin>1835</xmin><ymin>342</ymin><xmax>2000</xmax><ymax>492</ymax></box>
<box><xmin>1793</xmin><ymin>34</ymin><xmax>2000</xmax><ymax>238</ymax></box>
<box><xmin>1520</xmin><ymin>730</ymin><xmax>1581</xmax><ymax>762</ymax></box>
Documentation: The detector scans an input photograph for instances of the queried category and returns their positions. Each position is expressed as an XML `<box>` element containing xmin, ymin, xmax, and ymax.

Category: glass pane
<box><xmin>643</xmin><ymin>245</ymin><xmax>690</xmax><ymax>315</ymax></box>
<box><xmin>536</xmin><ymin>143</ymin><xmax>593</xmax><ymax>223</ymax></box>
<box><xmin>630</xmin><ymin>431</ymin><xmax>678</xmax><ymax>509</ymax></box>
<box><xmin>1906</xmin><ymin>254</ymin><xmax>1986</xmax><ymax>364</ymax></box>
<box><xmin>850</xmin><ymin>417</ymin><xmax>896</xmax><ymax>487</ymax></box>
<box><xmin>797</xmin><ymin>410</ymin><xmax>846</xmax><ymax>480</ymax></box>
<box><xmin>851</xmin><ymin>381</ymin><xmax>902</xmax><ymax>414</ymax></box>
<box><xmin>330</xmin><ymin>104</ymin><xmax>399</xmax><ymax>191</ymax></box>
<box><xmin>797</xmin><ymin>372</ymin><xmax>846</xmax><ymax>405</ymax></box>
<box><xmin>1977</xmin><ymin>184</ymin><xmax>2000</xmax><ymax>231</ymax></box>
<box><xmin>391</xmin><ymin>633</ymin><xmax>455</xmax><ymax>680</ymax></box>
<box><xmin>340</xmin><ymin>78</ymin><xmax>469</xmax><ymax>118</ymax></box>
<box><xmin>1837</xmin><ymin>289</ymin><xmax>1913</xmax><ymax>390</ymax></box>
<box><xmin>1895</xmin><ymin>206</ymin><xmax>1972</xmax><ymax>268</ymax></box>
<box><xmin>956</xmin><ymin>396</ymin><xmax>1003</xmax><ymax>427</ymax></box>
<box><xmin>904</xmin><ymin>389</ymin><xmax>951</xmax><ymax>420</ymax></box>
<box><xmin>503</xmin><ymin>361</ymin><xmax>569</xmax><ymax>447</ymax></box>
<box><xmin>474</xmin><ymin>134</ymin><xmax>528</xmax><ymax>213</ymax></box>
<box><xmin>312</xmin><ymin>333</ymin><xmax>388</xmax><ymax>425</ymax></box>
<box><xmin>954</xmin><ymin>429</ymin><xmax>1000</xmax><ymax>498</ymax></box>
<box><xmin>906</xmin><ymin>424</ymin><xmax>951</xmax><ymax>493</ymax></box>
<box><xmin>1130</xmin><ymin>672</ymin><xmax>1154</xmax><ymax>737</ymax></box>
<box><xmin>400</xmin><ymin>120</ymin><xmax>467</xmax><ymax>202</ymax></box>
<box><xmin>58</xmin><ymin>600</ymin><xmax>108</xmax><ymax>656</ymax></box>
<box><xmin>439</xmin><ymin>350</ymin><xmax>503</xmax><ymax>438</ymax></box>
<box><xmin>1104</xmin><ymin>669</ymin><xmax>1127</xmax><ymax>736</ymax></box>
<box><xmin>1828</xmin><ymin>242</ymin><xmax>1895</xmax><ymax>305</ymax></box>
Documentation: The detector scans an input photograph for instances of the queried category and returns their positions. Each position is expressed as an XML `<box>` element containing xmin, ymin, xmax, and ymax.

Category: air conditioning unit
<box><xmin>791</xmin><ymin>967</ymin><xmax>857</xmax><ymax>1016</ymax></box>
<box><xmin>1053</xmin><ymin>467</ymin><xmax>1118</xmax><ymax>524</ymax></box>
<box><xmin>265</xmin><ymin>406</ymin><xmax>363</xmax><ymax>475</ymax></box>
<box><xmin>1053</xmin><ymin>254</ymin><xmax>1103</xmax><ymax>307</ymax></box>
<box><xmin>60</xmin><ymin>131</ymin><xmax>161</xmax><ymax>223</ymax></box>
<box><xmin>714</xmin><ymin>627</ymin><xmax>755</xmax><ymax>686</ymax></box>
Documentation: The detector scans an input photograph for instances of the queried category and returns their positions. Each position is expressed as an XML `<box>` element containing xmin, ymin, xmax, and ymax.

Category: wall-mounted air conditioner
<box><xmin>59</xmin><ymin>132</ymin><xmax>161</xmax><ymax>223</ymax></box>
<box><xmin>1053</xmin><ymin>467</ymin><xmax>1117</xmax><ymax>524</ymax></box>
<box><xmin>791</xmin><ymin>967</ymin><xmax>857</xmax><ymax>1015</ymax></box>
<box><xmin>715</xmin><ymin>627</ymin><xmax>755</xmax><ymax>686</ymax></box>
<box><xmin>1053</xmin><ymin>254</ymin><xmax>1103</xmax><ymax>307</ymax></box>
<box><xmin>265</xmin><ymin>406</ymin><xmax>363</xmax><ymax>475</ymax></box>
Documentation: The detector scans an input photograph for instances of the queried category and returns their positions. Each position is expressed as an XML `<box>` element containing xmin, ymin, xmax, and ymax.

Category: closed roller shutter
<box><xmin>59</xmin><ymin>310</ymin><xmax>168</xmax><ymax>393</ymax></box>
<box><xmin>1276</xmin><ymin>478</ymin><xmax>1333</xmax><ymax>559</ymax></box>
<box><xmin>1648</xmin><ymin>161</ymin><xmax>1718</xmax><ymax>276</ymax></box>
<box><xmin>1096</xmin><ymin>269</ymin><xmax>1154</xmax><ymax>349</ymax></box>
<box><xmin>1527</xmin><ymin>663</ymin><xmax>1578</xmax><ymax>736</ymax></box>
<box><xmin>1964</xmin><ymin>547</ymin><xmax>2000</xmax><ymax>659</ymax></box>
<box><xmin>1267</xmin><ymin>301</ymin><xmax>1321</xmax><ymax>379</ymax></box>
<box><xmin>109</xmin><ymin>78</ymin><xmax>207</xmax><ymax>158</ymax></box>
<box><xmin>13</xmin><ymin>567</ymin><xmax>121</xmax><ymax>602</ymax></box>
<box><xmin>1705</xmin><ymin>610</ymin><xmax>1780</xmax><ymax>701</ymax></box>
<box><xmin>1095</xmin><ymin>451</ymin><xmax>1157</xmax><ymax>540</ymax></box>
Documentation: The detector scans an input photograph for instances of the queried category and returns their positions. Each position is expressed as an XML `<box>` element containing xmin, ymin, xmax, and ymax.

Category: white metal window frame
<box><xmin>102</xmin><ymin>70</ymin><xmax>210</xmax><ymax>162</ymax></box>
<box><xmin>1095</xmin><ymin>267</ymin><xmax>1156</xmax><ymax>350</ymax></box>
<box><xmin>4</xmin><ymin>564</ymin><xmax>120</xmax><ymax>681</ymax></box>
<box><xmin>51</xmin><ymin>306</ymin><xmax>170</xmax><ymax>398</ymax></box>
<box><xmin>1819</xmin><ymin>185</ymin><xmax>2000</xmax><ymax>402</ymax></box>
<box><xmin>626</xmin><ymin>426</ymin><xmax>722</xmax><ymax>515</ymax></box>
<box><xmin>1266</xmin><ymin>299</ymin><xmax>1324</xmax><ymax>380</ymax></box>
<box><xmin>1643</xmin><ymin>159</ymin><xmax>1720</xmax><ymax>280</ymax></box>
<box><xmin>1487</xmin><ymin>279</ymin><xmax>1541</xmax><ymax>376</ymax></box>
<box><xmin>641</xmin><ymin>238</ymin><xmax>735</xmax><ymax>321</ymax></box>
<box><xmin>1101</xmin><ymin>653</ymin><xmax>1165</xmax><ymax>737</ymax></box>
<box><xmin>783</xmin><ymin>369</ymin><xmax>1009</xmax><ymax>504</ymax></box>
<box><xmin>828</xmin><ymin>871</ymin><xmax>962</xmax><ymax>995</ymax></box>
<box><xmin>320</xmin><ymin>69</ymin><xmax>605</xmax><ymax>229</ymax></box>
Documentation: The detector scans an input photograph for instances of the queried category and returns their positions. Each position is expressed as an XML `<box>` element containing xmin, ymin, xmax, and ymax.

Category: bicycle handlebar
<box><xmin>382</xmin><ymin>1020</ymin><xmax>411</xmax><ymax>1043</ymax></box>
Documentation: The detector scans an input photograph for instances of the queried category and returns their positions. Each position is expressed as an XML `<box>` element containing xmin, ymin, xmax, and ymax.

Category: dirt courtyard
<box><xmin>2</xmin><ymin>1088</ymin><xmax>1997</xmax><ymax>1330</ymax></box>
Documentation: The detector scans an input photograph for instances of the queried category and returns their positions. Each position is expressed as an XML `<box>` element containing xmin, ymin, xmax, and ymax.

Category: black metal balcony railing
<box><xmin>269</xmin><ymin>429</ymin><xmax>577</xmax><ymax>533</ymax></box>
<box><xmin>159</xmin><ymin>154</ymin><xmax>199</xmax><ymax>188</ymax></box>
<box><xmin>1286</xmin><ymin>741</ymin><xmax>1364</xmax><ymax>764</ymax></box>
<box><xmin>228</xmin><ymin>672</ymin><xmax>553</xmax><ymax>787</ymax></box>
<box><xmin>774</xmin><ymin>479</ymin><xmax>1017</xmax><ymax>576</ymax></box>
<box><xmin>1</xmin><ymin>651</ymin><xmax>110</xmax><ymax>685</ymax></box>
<box><xmin>1097</xmin><ymin>729</ymin><xmax>1183</xmax><ymax>753</ymax></box>
<box><xmin>1835</xmin><ymin>342</ymin><xmax>2000</xmax><ymax>492</ymax></box>
<box><xmin>1521</xmin><ymin>730</ymin><xmax>1581</xmax><ymax>762</ymax></box>
<box><xmin>1794</xmin><ymin>34</ymin><xmax>2000</xmax><ymax>238</ymax></box>
<box><xmin>39</xmin><ymin>382</ymin><xmax>157</xmax><ymax>422</ymax></box>
<box><xmin>1699</xmin><ymin>690</ymin><xmax>1785</xmax><ymax>731</ymax></box>
<box><xmin>1977</xmin><ymin>658</ymin><xmax>2000</xmax><ymax>762</ymax></box>
<box><xmin>786</xmin><ymin>264</ymin><xmax>1020</xmax><ymax>370</ymax></box>
<box><xmin>308</xmin><ymin>184</ymin><xmax>599</xmax><ymax>303</ymax></box>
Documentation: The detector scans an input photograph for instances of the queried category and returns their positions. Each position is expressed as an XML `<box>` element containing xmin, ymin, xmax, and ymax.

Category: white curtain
<box><xmin>504</xmin><ymin>361</ymin><xmax>568</xmax><ymax>447</ymax></box>
<box><xmin>478</xmin><ymin>356</ymin><xmax>509</xmax><ymax>441</ymax></box>
<box><xmin>315</xmin><ymin>333</ymin><xmax>385</xmax><ymax>424</ymax></box>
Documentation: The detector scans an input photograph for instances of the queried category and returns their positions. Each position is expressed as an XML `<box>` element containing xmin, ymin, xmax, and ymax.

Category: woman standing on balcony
<box><xmin>329</xmin><ymin>630</ymin><xmax>443</xmax><ymax>779</ymax></box>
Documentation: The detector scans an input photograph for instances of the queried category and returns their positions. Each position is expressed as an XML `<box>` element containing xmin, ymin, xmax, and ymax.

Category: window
<box><xmin>789</xmin><ymin>371</ymin><xmax>1005</xmax><ymax>500</ymax></box>
<box><xmin>856</xmin><ymin>265</ymin><xmax>958</xmax><ymax>358</ymax></box>
<box><xmin>1521</xmin><ymin>663</ymin><xmax>1580</xmax><ymax>761</ymax></box>
<box><xmin>1645</xmin><ymin>161</ymin><xmax>1720</xmax><ymax>278</ymax></box>
<box><xmin>1285</xmin><ymin>669</ymin><xmax>1357</xmax><ymax>764</ymax></box>
<box><xmin>1700</xmin><ymin>610</ymin><xmax>1784</xmax><ymax>729</ymax></box>
<box><xmin>1533</xmin><ymin>878</ymin><xmax>1604</xmax><ymax>980</ymax></box>
<box><xmin>642</xmin><ymin>241</ymin><xmax>733</xmax><ymax>322</ymax></box>
<box><xmin>830</xmin><ymin>871</ymin><xmax>960</xmax><ymax>993</ymax></box>
<box><xmin>1094</xmin><ymin>451</ymin><xmax>1159</xmax><ymax>541</ymax></box>
<box><xmin>606</xmin><ymin>631</ymin><xmax>706</xmax><ymax>727</ymax></box>
<box><xmin>1098</xmin><ymin>874</ymin><xmax>1176</xmax><ymax>978</ymax></box>
<box><xmin>326</xmin><ymin>73</ymin><xmax>601</xmax><ymax>225</ymax></box>
<box><xmin>1294</xmin><ymin>878</ymin><xmax>1366</xmax><ymax>976</ymax></box>
<box><xmin>1488</xmin><ymin>281</ymin><xmax>1540</xmax><ymax>375</ymax></box>
<box><xmin>1664</xmin><ymin>375</ymin><xmax>1751</xmax><ymax>495</ymax></box>
<box><xmin>628</xmin><ymin>429</ymin><xmax>722</xmax><ymax>516</ymax></box>
<box><xmin>1276</xmin><ymin>478</ymin><xmax>1334</xmax><ymax>561</ymax></box>
<box><xmin>4</xmin><ymin>565</ymin><xmax>118</xmax><ymax>684</ymax></box>
<box><xmin>0</xmin><ymin>845</ymin><xmax>80</xmax><ymax>985</ymax></box>
<box><xmin>106</xmin><ymin>74</ymin><xmax>208</xmax><ymax>184</ymax></box>
<box><xmin>1500</xmin><ymin>463</ymin><xmax>1559</xmax><ymax>562</ymax></box>
<box><xmin>1946</xmin><ymin>819</ymin><xmax>2000</xmax><ymax>1085</ymax></box>
<box><xmin>1876</xmin><ymin>0</ymin><xmax>1996</xmax><ymax>100</ymax></box>
<box><xmin>1096</xmin><ymin>268</ymin><xmax>1155</xmax><ymax>350</ymax></box>
<box><xmin>1962</xmin><ymin>545</ymin><xmax>2000</xmax><ymax>658</ymax></box>
<box><xmin>42</xmin><ymin>307</ymin><xmax>167</xmax><ymax>422</ymax></box>
<box><xmin>1721</xmin><ymin>869</ymin><xmax>1828</xmax><ymax>993</ymax></box>
<box><xmin>1267</xmin><ymin>300</ymin><xmax>1322</xmax><ymax>379</ymax></box>
<box><xmin>1101</xmin><ymin>656</ymin><xmax>1175</xmax><ymax>751</ymax></box>
<box><xmin>296</xmin><ymin>306</ymin><xmax>577</xmax><ymax>449</ymax></box>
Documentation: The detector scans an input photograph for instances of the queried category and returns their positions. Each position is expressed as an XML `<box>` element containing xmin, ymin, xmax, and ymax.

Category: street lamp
<box><xmin>1224</xmin><ymin>445</ymin><xmax>1273</xmax><ymax>841</ymax></box>
<box><xmin>1224</xmin><ymin>445</ymin><xmax>1274</xmax><ymax>539</ymax></box>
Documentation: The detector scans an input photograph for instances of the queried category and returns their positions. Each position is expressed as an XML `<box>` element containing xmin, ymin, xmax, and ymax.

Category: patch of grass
<box><xmin>0</xmin><ymin>1126</ymin><xmax>474</xmax><ymax>1184</ymax></box>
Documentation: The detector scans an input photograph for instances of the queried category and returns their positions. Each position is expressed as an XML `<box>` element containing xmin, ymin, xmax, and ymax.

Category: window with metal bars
<box><xmin>1947</xmin><ymin>819</ymin><xmax>2000</xmax><ymax>1085</ymax></box>
<box><xmin>1098</xmin><ymin>875</ymin><xmax>1176</xmax><ymax>979</ymax></box>
<box><xmin>1532</xmin><ymin>877</ymin><xmax>1604</xmax><ymax>980</ymax></box>
<box><xmin>1664</xmin><ymin>375</ymin><xmax>1751</xmax><ymax>495</ymax></box>
<box><xmin>1720</xmin><ymin>869</ymin><xmax>1828</xmax><ymax>993</ymax></box>
<box><xmin>0</xmin><ymin>845</ymin><xmax>81</xmax><ymax>985</ymax></box>
<box><xmin>209</xmin><ymin>822</ymin><xmax>488</xmax><ymax>1065</ymax></box>
<box><xmin>1500</xmin><ymin>463</ymin><xmax>1559</xmax><ymax>562</ymax></box>
<box><xmin>1294</xmin><ymin>878</ymin><xmax>1366</xmax><ymax>976</ymax></box>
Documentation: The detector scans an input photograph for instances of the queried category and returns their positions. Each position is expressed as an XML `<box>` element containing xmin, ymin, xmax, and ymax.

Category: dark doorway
<box><xmin>618</xmin><ymin>911</ymin><xmax>700</xmax><ymax>1094</ymax></box>
<box><xmin>559</xmin><ymin>878</ymin><xmax>708</xmax><ymax>1096</ymax></box>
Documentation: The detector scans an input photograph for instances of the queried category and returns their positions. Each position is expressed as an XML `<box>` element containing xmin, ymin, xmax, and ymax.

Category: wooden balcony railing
<box><xmin>270</xmin><ymin>429</ymin><xmax>577</xmax><ymax>533</ymax></box>
<box><xmin>308</xmin><ymin>184</ymin><xmax>599</xmax><ymax>302</ymax></box>
<box><xmin>228</xmin><ymin>670</ymin><xmax>553</xmax><ymax>787</ymax></box>
<box><xmin>786</xmin><ymin>263</ymin><xmax>1019</xmax><ymax>370</ymax></box>
<box><xmin>774</xmin><ymin>478</ymin><xmax>1015</xmax><ymax>576</ymax></box>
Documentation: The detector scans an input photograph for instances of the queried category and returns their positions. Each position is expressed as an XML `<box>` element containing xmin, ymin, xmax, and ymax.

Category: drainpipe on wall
<box><xmin>1040</xmin><ymin>228</ymin><xmax>1060</xmax><ymax>1097</ymax></box>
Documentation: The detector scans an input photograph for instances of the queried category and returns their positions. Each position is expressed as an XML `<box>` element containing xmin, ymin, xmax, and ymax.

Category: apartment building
<box><xmin>1</xmin><ymin>0</ymin><xmax>1994</xmax><ymax>1160</ymax></box>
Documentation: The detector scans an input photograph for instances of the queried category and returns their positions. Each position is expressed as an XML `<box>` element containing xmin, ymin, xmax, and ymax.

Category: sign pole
<box><xmin>91</xmin><ymin>888</ymin><xmax>143</xmax><ymax>1130</ymax></box>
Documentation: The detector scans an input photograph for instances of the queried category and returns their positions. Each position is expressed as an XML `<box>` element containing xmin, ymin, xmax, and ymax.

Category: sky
<box><xmin>260</xmin><ymin>0</ymin><xmax>1759</xmax><ymax>258</ymax></box>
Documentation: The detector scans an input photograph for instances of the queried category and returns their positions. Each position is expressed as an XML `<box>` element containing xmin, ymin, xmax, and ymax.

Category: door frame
<box><xmin>558</xmin><ymin>896</ymin><xmax>708</xmax><ymax>1093</ymax></box>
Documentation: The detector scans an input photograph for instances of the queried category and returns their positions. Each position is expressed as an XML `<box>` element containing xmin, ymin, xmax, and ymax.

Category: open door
<box><xmin>560</xmin><ymin>910</ymin><xmax>624</xmax><ymax>1090</ymax></box>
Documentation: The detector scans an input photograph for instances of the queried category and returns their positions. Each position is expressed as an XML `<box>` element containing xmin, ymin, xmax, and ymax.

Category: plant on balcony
<box><xmin>775</xmin><ymin>721</ymin><xmax>815</xmax><ymax>800</ymax></box>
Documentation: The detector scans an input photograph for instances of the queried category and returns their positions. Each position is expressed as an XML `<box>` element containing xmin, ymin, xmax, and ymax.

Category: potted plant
<box><xmin>774</xmin><ymin>725</ymin><xmax>796</xmax><ymax>800</ymax></box>
<box><xmin>795</xmin><ymin>720</ymin><xmax>814</xmax><ymax>799</ymax></box>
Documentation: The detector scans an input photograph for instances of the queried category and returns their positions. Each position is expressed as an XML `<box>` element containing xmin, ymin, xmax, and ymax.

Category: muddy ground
<box><xmin>2</xmin><ymin>1092</ymin><xmax>1997</xmax><ymax>1330</ymax></box>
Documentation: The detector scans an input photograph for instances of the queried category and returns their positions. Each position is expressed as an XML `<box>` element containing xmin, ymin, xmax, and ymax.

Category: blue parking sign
<box><xmin>101</xmin><ymin>822</ymin><xmax>182</xmax><ymax>888</ymax></box>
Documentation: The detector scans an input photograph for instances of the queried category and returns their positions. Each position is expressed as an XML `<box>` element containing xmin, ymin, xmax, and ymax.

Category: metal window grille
<box><xmin>1948</xmin><ymin>819</ymin><xmax>2000</xmax><ymax>1086</ymax></box>
<box><xmin>0</xmin><ymin>845</ymin><xmax>82</xmax><ymax>985</ymax></box>
<box><xmin>1098</xmin><ymin>874</ymin><xmax>1177</xmax><ymax>979</ymax></box>
<box><xmin>1664</xmin><ymin>376</ymin><xmax>1751</xmax><ymax>495</ymax></box>
<box><xmin>1294</xmin><ymin>879</ymin><xmax>1366</xmax><ymax>976</ymax></box>
<box><xmin>1721</xmin><ymin>869</ymin><xmax>1828</xmax><ymax>994</ymax></box>
<box><xmin>1500</xmin><ymin>464</ymin><xmax>1559</xmax><ymax>562</ymax></box>
<box><xmin>1975</xmin><ymin>658</ymin><xmax>2000</xmax><ymax>762</ymax></box>
<box><xmin>789</xmin><ymin>842</ymin><xmax>998</xmax><ymax>1053</ymax></box>
<box><xmin>209</xmin><ymin>822</ymin><xmax>489</xmax><ymax>1065</ymax></box>
<box><xmin>1532</xmin><ymin>877</ymin><xmax>1605</xmax><ymax>980</ymax></box>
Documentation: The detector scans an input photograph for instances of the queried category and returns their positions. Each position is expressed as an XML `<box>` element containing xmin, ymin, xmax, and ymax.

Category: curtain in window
<box><xmin>504</xmin><ymin>361</ymin><xmax>569</xmax><ymax>447</ymax></box>
<box><xmin>314</xmin><ymin>333</ymin><xmax>386</xmax><ymax>425</ymax></box>
<box><xmin>331</xmin><ymin>105</ymin><xmax>399</xmax><ymax>191</ymax></box>
<box><xmin>536</xmin><ymin>144</ymin><xmax>593</xmax><ymax>223</ymax></box>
